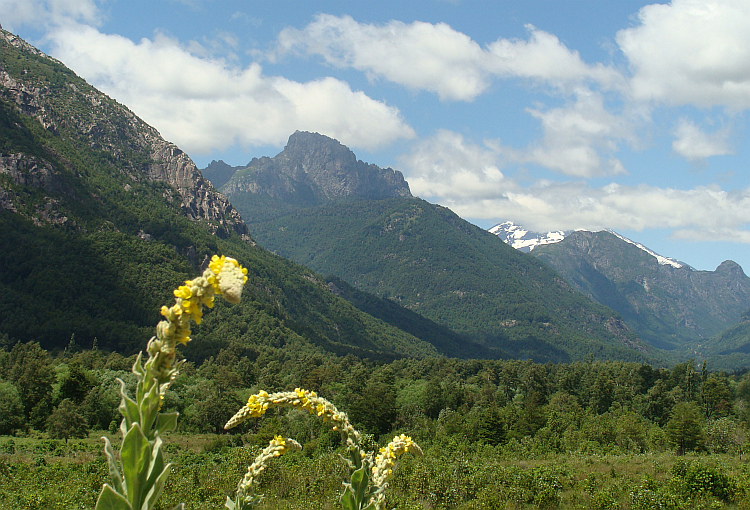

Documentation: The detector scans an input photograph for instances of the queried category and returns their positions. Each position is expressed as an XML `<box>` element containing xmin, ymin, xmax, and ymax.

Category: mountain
<box><xmin>218</xmin><ymin>135</ymin><xmax>654</xmax><ymax>363</ymax></box>
<box><xmin>201</xmin><ymin>159</ymin><xmax>243</xmax><ymax>189</ymax></box>
<box><xmin>706</xmin><ymin>309</ymin><xmax>750</xmax><ymax>370</ymax></box>
<box><xmin>489</xmin><ymin>221</ymin><xmax>571</xmax><ymax>253</ymax></box>
<box><xmin>217</xmin><ymin>131</ymin><xmax>412</xmax><ymax>222</ymax></box>
<box><xmin>0</xmin><ymin>29</ymin><xmax>453</xmax><ymax>362</ymax></box>
<box><xmin>489</xmin><ymin>221</ymin><xmax>687</xmax><ymax>268</ymax></box>
<box><xmin>519</xmin><ymin>228</ymin><xmax>750</xmax><ymax>351</ymax></box>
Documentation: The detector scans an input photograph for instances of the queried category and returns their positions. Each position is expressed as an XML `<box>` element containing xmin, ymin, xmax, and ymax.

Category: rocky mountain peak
<box><xmin>220</xmin><ymin>131</ymin><xmax>411</xmax><ymax>205</ymax></box>
<box><xmin>0</xmin><ymin>29</ymin><xmax>250</xmax><ymax>241</ymax></box>
<box><xmin>716</xmin><ymin>260</ymin><xmax>746</xmax><ymax>276</ymax></box>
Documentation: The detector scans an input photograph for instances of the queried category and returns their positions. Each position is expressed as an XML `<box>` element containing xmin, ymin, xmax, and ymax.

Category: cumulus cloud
<box><xmin>44</xmin><ymin>24</ymin><xmax>415</xmax><ymax>154</ymax></box>
<box><xmin>400</xmin><ymin>130</ymin><xmax>508</xmax><ymax>199</ymax></box>
<box><xmin>276</xmin><ymin>15</ymin><xmax>490</xmax><ymax>101</ymax></box>
<box><xmin>0</xmin><ymin>0</ymin><xmax>100</xmax><ymax>31</ymax></box>
<box><xmin>401</xmin><ymin>130</ymin><xmax>750</xmax><ymax>240</ymax></box>
<box><xmin>671</xmin><ymin>119</ymin><xmax>732</xmax><ymax>161</ymax></box>
<box><xmin>486</xmin><ymin>25</ymin><xmax>623</xmax><ymax>90</ymax></box>
<box><xmin>429</xmin><ymin>180</ymin><xmax>750</xmax><ymax>243</ymax></box>
<box><xmin>617</xmin><ymin>0</ymin><xmax>750</xmax><ymax>108</ymax></box>
<box><xmin>520</xmin><ymin>90</ymin><xmax>632</xmax><ymax>177</ymax></box>
<box><xmin>276</xmin><ymin>15</ymin><xmax>621</xmax><ymax>101</ymax></box>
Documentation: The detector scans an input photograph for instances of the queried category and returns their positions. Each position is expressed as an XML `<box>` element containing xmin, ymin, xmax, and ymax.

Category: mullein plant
<box><xmin>224</xmin><ymin>388</ymin><xmax>422</xmax><ymax>510</ymax></box>
<box><xmin>95</xmin><ymin>255</ymin><xmax>248</xmax><ymax>510</ymax></box>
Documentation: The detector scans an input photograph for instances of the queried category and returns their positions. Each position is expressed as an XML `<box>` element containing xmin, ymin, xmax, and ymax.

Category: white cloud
<box><xmin>672</xmin><ymin>119</ymin><xmax>732</xmax><ymax>161</ymax></box>
<box><xmin>276</xmin><ymin>14</ymin><xmax>490</xmax><ymax>101</ymax></box>
<box><xmin>520</xmin><ymin>90</ymin><xmax>632</xmax><ymax>177</ymax></box>
<box><xmin>400</xmin><ymin>130</ymin><xmax>508</xmax><ymax>198</ymax></box>
<box><xmin>275</xmin><ymin>15</ymin><xmax>621</xmax><ymax>101</ymax></box>
<box><xmin>486</xmin><ymin>25</ymin><xmax>623</xmax><ymax>91</ymax></box>
<box><xmin>0</xmin><ymin>0</ymin><xmax>100</xmax><ymax>31</ymax></box>
<box><xmin>617</xmin><ymin>0</ymin><xmax>750</xmax><ymax>109</ymax></box>
<box><xmin>44</xmin><ymin>24</ymin><xmax>415</xmax><ymax>154</ymax></box>
<box><xmin>400</xmin><ymin>132</ymin><xmax>750</xmax><ymax>238</ymax></box>
<box><xmin>450</xmin><ymin>183</ymin><xmax>750</xmax><ymax>238</ymax></box>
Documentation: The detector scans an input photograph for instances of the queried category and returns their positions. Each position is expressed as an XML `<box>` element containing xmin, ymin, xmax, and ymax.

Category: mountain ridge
<box><xmin>220</xmin><ymin>130</ymin><xmax>412</xmax><ymax>206</ymax></box>
<box><xmin>0</xmin><ymin>29</ymin><xmax>457</xmax><ymax>362</ymax></box>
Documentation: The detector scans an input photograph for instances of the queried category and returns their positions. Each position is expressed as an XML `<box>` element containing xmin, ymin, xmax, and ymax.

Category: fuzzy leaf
<box><xmin>102</xmin><ymin>436</ymin><xmax>124</xmax><ymax>495</ymax></box>
<box><xmin>95</xmin><ymin>484</ymin><xmax>132</xmax><ymax>510</ymax></box>
<box><xmin>142</xmin><ymin>460</ymin><xmax>172</xmax><ymax>510</ymax></box>
<box><xmin>155</xmin><ymin>412</ymin><xmax>179</xmax><ymax>435</ymax></box>
<box><xmin>340</xmin><ymin>486</ymin><xmax>357</xmax><ymax>510</ymax></box>
<box><xmin>120</xmin><ymin>423</ymin><xmax>150</xmax><ymax>507</ymax></box>
<box><xmin>118</xmin><ymin>378</ymin><xmax>140</xmax><ymax>427</ymax></box>
<box><xmin>351</xmin><ymin>466</ymin><xmax>370</xmax><ymax>507</ymax></box>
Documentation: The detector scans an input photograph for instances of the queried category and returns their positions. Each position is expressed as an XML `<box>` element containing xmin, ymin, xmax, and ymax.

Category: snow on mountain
<box><xmin>606</xmin><ymin>230</ymin><xmax>687</xmax><ymax>269</ymax></box>
<box><xmin>488</xmin><ymin>221</ymin><xmax>688</xmax><ymax>269</ymax></box>
<box><xmin>488</xmin><ymin>221</ymin><xmax>571</xmax><ymax>253</ymax></box>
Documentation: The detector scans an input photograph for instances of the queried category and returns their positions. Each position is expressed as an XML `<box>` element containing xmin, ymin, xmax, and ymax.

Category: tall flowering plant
<box><xmin>224</xmin><ymin>388</ymin><xmax>422</xmax><ymax>510</ymax></box>
<box><xmin>95</xmin><ymin>256</ymin><xmax>248</xmax><ymax>510</ymax></box>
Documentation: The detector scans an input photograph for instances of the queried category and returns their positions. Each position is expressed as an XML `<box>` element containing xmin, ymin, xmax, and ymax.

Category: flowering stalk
<box><xmin>224</xmin><ymin>436</ymin><xmax>302</xmax><ymax>510</ymax></box>
<box><xmin>95</xmin><ymin>255</ymin><xmax>248</xmax><ymax>510</ymax></box>
<box><xmin>225</xmin><ymin>388</ymin><xmax>421</xmax><ymax>510</ymax></box>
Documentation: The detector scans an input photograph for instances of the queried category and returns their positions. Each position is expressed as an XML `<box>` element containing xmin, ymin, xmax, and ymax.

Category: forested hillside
<box><xmin>0</xmin><ymin>29</ymin><xmax>457</xmax><ymax>362</ymax></box>
<box><xmin>531</xmin><ymin>230</ymin><xmax>750</xmax><ymax>351</ymax></box>
<box><xmin>233</xmin><ymin>196</ymin><xmax>653</xmax><ymax>363</ymax></box>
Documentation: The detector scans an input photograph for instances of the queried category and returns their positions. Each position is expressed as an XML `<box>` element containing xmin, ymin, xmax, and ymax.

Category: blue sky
<box><xmin>4</xmin><ymin>0</ymin><xmax>750</xmax><ymax>272</ymax></box>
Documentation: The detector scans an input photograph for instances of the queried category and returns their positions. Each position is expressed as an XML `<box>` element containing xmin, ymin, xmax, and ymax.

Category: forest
<box><xmin>3</xmin><ymin>337</ymin><xmax>750</xmax><ymax>509</ymax></box>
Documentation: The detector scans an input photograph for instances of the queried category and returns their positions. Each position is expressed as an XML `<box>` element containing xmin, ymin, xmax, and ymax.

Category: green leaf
<box><xmin>95</xmin><ymin>484</ymin><xmax>132</xmax><ymax>510</ymax></box>
<box><xmin>351</xmin><ymin>466</ymin><xmax>371</xmax><ymax>507</ymax></box>
<box><xmin>155</xmin><ymin>412</ymin><xmax>179</xmax><ymax>435</ymax></box>
<box><xmin>139</xmin><ymin>382</ymin><xmax>161</xmax><ymax>434</ymax></box>
<box><xmin>102</xmin><ymin>436</ymin><xmax>124</xmax><ymax>495</ymax></box>
<box><xmin>340</xmin><ymin>486</ymin><xmax>357</xmax><ymax>510</ymax></box>
<box><xmin>224</xmin><ymin>496</ymin><xmax>236</xmax><ymax>510</ymax></box>
<box><xmin>118</xmin><ymin>379</ymin><xmax>140</xmax><ymax>427</ymax></box>
<box><xmin>142</xmin><ymin>460</ymin><xmax>172</xmax><ymax>510</ymax></box>
<box><xmin>120</xmin><ymin>422</ymin><xmax>150</xmax><ymax>508</ymax></box>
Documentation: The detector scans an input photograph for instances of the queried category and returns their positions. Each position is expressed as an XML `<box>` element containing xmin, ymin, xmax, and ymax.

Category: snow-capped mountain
<box><xmin>488</xmin><ymin>221</ymin><xmax>571</xmax><ymax>253</ymax></box>
<box><xmin>489</xmin><ymin>221</ymin><xmax>750</xmax><ymax>350</ymax></box>
<box><xmin>488</xmin><ymin>221</ymin><xmax>686</xmax><ymax>268</ymax></box>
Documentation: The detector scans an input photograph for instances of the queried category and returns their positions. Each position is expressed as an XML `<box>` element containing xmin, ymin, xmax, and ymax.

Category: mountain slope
<box><xmin>219</xmin><ymin>130</ymin><xmax>411</xmax><ymax>219</ymax></box>
<box><xmin>530</xmin><ymin>230</ymin><xmax>750</xmax><ymax>350</ymax></box>
<box><xmin>230</xmin><ymin>191</ymin><xmax>652</xmax><ymax>363</ymax></box>
<box><xmin>0</xmin><ymin>29</ymin><xmax>448</xmax><ymax>362</ymax></box>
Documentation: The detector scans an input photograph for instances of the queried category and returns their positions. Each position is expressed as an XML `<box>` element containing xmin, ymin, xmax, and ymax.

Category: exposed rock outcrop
<box><xmin>221</xmin><ymin>131</ymin><xmax>411</xmax><ymax>206</ymax></box>
<box><xmin>0</xmin><ymin>28</ymin><xmax>250</xmax><ymax>241</ymax></box>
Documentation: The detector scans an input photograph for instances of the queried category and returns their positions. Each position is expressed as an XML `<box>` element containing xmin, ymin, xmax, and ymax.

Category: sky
<box><xmin>3</xmin><ymin>0</ymin><xmax>750</xmax><ymax>272</ymax></box>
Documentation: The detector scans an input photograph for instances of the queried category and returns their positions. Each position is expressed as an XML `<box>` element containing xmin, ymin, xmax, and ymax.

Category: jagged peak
<box><xmin>222</xmin><ymin>131</ymin><xmax>411</xmax><ymax>203</ymax></box>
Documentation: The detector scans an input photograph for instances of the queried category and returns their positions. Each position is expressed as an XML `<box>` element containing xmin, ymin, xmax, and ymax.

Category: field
<box><xmin>2</xmin><ymin>432</ymin><xmax>750</xmax><ymax>509</ymax></box>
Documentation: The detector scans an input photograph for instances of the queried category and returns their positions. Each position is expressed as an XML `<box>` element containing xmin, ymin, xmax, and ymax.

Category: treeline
<box><xmin>1</xmin><ymin>340</ymin><xmax>748</xmax><ymax>457</ymax></box>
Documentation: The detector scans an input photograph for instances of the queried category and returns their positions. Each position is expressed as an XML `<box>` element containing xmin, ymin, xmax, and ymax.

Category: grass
<box><xmin>2</xmin><ymin>433</ymin><xmax>750</xmax><ymax>509</ymax></box>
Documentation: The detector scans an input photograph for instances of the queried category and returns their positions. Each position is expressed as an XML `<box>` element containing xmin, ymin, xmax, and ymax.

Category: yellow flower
<box><xmin>208</xmin><ymin>255</ymin><xmax>248</xmax><ymax>303</ymax></box>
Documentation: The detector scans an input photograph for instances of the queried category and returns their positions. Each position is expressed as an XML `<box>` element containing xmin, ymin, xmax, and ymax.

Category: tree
<box><xmin>702</xmin><ymin>374</ymin><xmax>732</xmax><ymax>418</ymax></box>
<box><xmin>7</xmin><ymin>341</ymin><xmax>55</xmax><ymax>429</ymax></box>
<box><xmin>665</xmin><ymin>401</ymin><xmax>704</xmax><ymax>455</ymax></box>
<box><xmin>47</xmin><ymin>398</ymin><xmax>88</xmax><ymax>442</ymax></box>
<box><xmin>58</xmin><ymin>361</ymin><xmax>97</xmax><ymax>404</ymax></box>
<box><xmin>0</xmin><ymin>380</ymin><xmax>26</xmax><ymax>434</ymax></box>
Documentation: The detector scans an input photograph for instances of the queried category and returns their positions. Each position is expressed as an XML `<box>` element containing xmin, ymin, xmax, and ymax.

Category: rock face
<box><xmin>532</xmin><ymin>230</ymin><xmax>750</xmax><ymax>348</ymax></box>
<box><xmin>220</xmin><ymin>131</ymin><xmax>412</xmax><ymax>205</ymax></box>
<box><xmin>0</xmin><ymin>28</ymin><xmax>249</xmax><ymax>240</ymax></box>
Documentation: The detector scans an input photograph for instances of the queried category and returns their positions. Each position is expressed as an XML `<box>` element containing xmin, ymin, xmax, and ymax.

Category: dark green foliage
<box><xmin>239</xmin><ymin>197</ymin><xmax>651</xmax><ymax>363</ymax></box>
<box><xmin>46</xmin><ymin>398</ymin><xmax>88</xmax><ymax>441</ymax></box>
<box><xmin>0</xmin><ymin>380</ymin><xmax>25</xmax><ymax>434</ymax></box>
<box><xmin>5</xmin><ymin>341</ymin><xmax>55</xmax><ymax>428</ymax></box>
<box><xmin>665</xmin><ymin>402</ymin><xmax>705</xmax><ymax>454</ymax></box>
